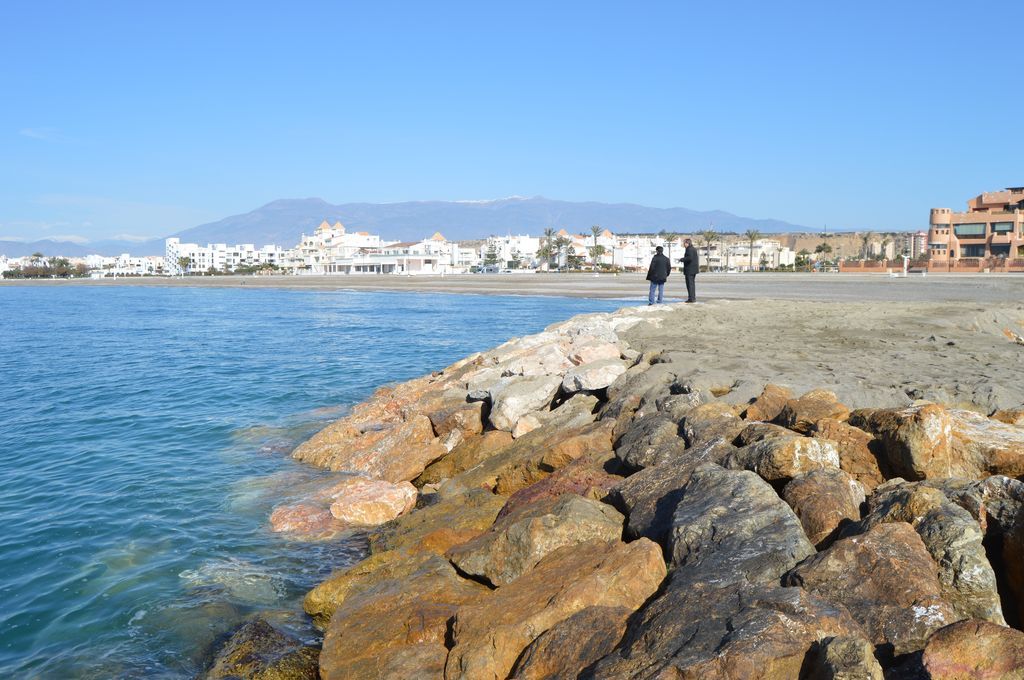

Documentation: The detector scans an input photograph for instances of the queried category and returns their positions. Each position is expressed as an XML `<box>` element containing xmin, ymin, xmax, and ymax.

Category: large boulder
<box><xmin>414</xmin><ymin>430</ymin><xmax>513</xmax><ymax>487</ymax></box>
<box><xmin>446</xmin><ymin>494</ymin><xmax>625</xmax><ymax>587</ymax></box>
<box><xmin>319</xmin><ymin>556</ymin><xmax>487</xmax><ymax>680</ymax></box>
<box><xmin>783</xmin><ymin>521</ymin><xmax>959</xmax><ymax>657</ymax></box>
<box><xmin>743</xmin><ymin>384</ymin><xmax>794</xmax><ymax>422</ymax></box>
<box><xmin>734</xmin><ymin>421</ymin><xmax>795</xmax><ymax>445</ymax></box>
<box><xmin>668</xmin><ymin>463</ymin><xmax>816</xmax><ymax>576</ymax></box>
<box><xmin>927</xmin><ymin>475</ymin><xmax>1024</xmax><ymax>625</ymax></box>
<box><xmin>783</xmin><ymin>469</ymin><xmax>864</xmax><ymax>547</ymax></box>
<box><xmin>852</xmin><ymin>481</ymin><xmax>1005</xmax><ymax>625</ymax></box>
<box><xmin>293</xmin><ymin>413</ymin><xmax>446</xmax><ymax>482</ymax></box>
<box><xmin>608</xmin><ymin>438</ymin><xmax>735</xmax><ymax>545</ymax></box>
<box><xmin>811</xmin><ymin>418</ymin><xmax>887</xmax><ymax>491</ymax></box>
<box><xmin>488</xmin><ymin>375</ymin><xmax>563</xmax><ymax>431</ymax></box>
<box><xmin>681</xmin><ymin>402</ymin><xmax>747</xmax><ymax>447</ymax></box>
<box><xmin>922</xmin><ymin>619</ymin><xmax>1024</xmax><ymax>679</ymax></box>
<box><xmin>444</xmin><ymin>539</ymin><xmax>665</xmax><ymax>680</ymax></box>
<box><xmin>509</xmin><ymin>606</ymin><xmax>632</xmax><ymax>680</ymax></box>
<box><xmin>567</xmin><ymin>339</ymin><xmax>622</xmax><ymax>366</ymax></box>
<box><xmin>562</xmin><ymin>358</ymin><xmax>628</xmax><ymax>394</ymax></box>
<box><xmin>600</xmin><ymin>361</ymin><xmax>678</xmax><ymax>440</ymax></box>
<box><xmin>777</xmin><ymin>389</ymin><xmax>850</xmax><ymax>434</ymax></box>
<box><xmin>368</xmin><ymin>487</ymin><xmax>506</xmax><ymax>555</ymax></box>
<box><xmin>204</xmin><ymin>618</ymin><xmax>318</xmax><ymax>680</ymax></box>
<box><xmin>588</xmin><ymin>463</ymin><xmax>834</xmax><ymax>678</ymax></box>
<box><xmin>426</xmin><ymin>400</ymin><xmax>485</xmax><ymax>440</ymax></box>
<box><xmin>654</xmin><ymin>390</ymin><xmax>708</xmax><ymax>421</ymax></box>
<box><xmin>588</xmin><ymin>582</ymin><xmax>864</xmax><ymax>679</ymax></box>
<box><xmin>438</xmin><ymin>420</ymin><xmax>615</xmax><ymax>499</ymax></box>
<box><xmin>723</xmin><ymin>435</ymin><xmax>841</xmax><ymax>484</ymax></box>
<box><xmin>496</xmin><ymin>447</ymin><xmax>622</xmax><ymax>520</ymax></box>
<box><xmin>850</xmin><ymin>404</ymin><xmax>1024</xmax><ymax>480</ymax></box>
<box><xmin>613</xmin><ymin>412</ymin><xmax>687</xmax><ymax>472</ymax></box>
<box><xmin>305</xmin><ymin>549</ymin><xmax>435</xmax><ymax>628</ymax></box>
<box><xmin>268</xmin><ymin>504</ymin><xmax>339</xmax><ymax>538</ymax></box>
<box><xmin>512</xmin><ymin>392</ymin><xmax>600</xmax><ymax>438</ymax></box>
<box><xmin>326</xmin><ymin>478</ymin><xmax>417</xmax><ymax>526</ymax></box>
<box><xmin>499</xmin><ymin>340</ymin><xmax>573</xmax><ymax>378</ymax></box>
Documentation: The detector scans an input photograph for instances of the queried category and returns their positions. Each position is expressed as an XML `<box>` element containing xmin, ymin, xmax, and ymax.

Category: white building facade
<box><xmin>166</xmin><ymin>238</ymin><xmax>295</xmax><ymax>274</ymax></box>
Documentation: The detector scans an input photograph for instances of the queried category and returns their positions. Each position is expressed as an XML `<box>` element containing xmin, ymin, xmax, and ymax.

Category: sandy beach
<box><xmin>4</xmin><ymin>271</ymin><xmax>1024</xmax><ymax>303</ymax></box>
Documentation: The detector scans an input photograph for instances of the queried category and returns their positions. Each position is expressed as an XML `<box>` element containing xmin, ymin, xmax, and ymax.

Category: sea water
<box><xmin>0</xmin><ymin>285</ymin><xmax>624</xmax><ymax>678</ymax></box>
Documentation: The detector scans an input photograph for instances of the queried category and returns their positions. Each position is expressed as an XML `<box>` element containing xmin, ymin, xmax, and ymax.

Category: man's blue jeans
<box><xmin>648</xmin><ymin>281</ymin><xmax>664</xmax><ymax>304</ymax></box>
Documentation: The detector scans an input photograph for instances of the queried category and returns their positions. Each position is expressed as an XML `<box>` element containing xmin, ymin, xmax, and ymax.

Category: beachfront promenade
<box><xmin>5</xmin><ymin>272</ymin><xmax>1024</xmax><ymax>303</ymax></box>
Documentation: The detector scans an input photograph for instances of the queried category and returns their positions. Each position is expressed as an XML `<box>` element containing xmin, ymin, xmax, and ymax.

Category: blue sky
<box><xmin>2</xmin><ymin>1</ymin><xmax>1022</xmax><ymax>243</ymax></box>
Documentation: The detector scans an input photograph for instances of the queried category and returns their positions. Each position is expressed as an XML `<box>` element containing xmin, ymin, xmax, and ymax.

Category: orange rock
<box><xmin>778</xmin><ymin>389</ymin><xmax>850</xmax><ymax>434</ymax></box>
<box><xmin>415</xmin><ymin>430</ymin><xmax>514</xmax><ymax>487</ymax></box>
<box><xmin>319</xmin><ymin>556</ymin><xmax>487</xmax><ymax>680</ymax></box>
<box><xmin>851</xmin><ymin>404</ymin><xmax>1024</xmax><ymax>480</ymax></box>
<box><xmin>812</xmin><ymin>418</ymin><xmax>886</xmax><ymax>490</ymax></box>
<box><xmin>268</xmin><ymin>504</ymin><xmax>337</xmax><ymax>536</ymax></box>
<box><xmin>445</xmin><ymin>539</ymin><xmax>666</xmax><ymax>680</ymax></box>
<box><xmin>923</xmin><ymin>619</ymin><xmax>1024</xmax><ymax>679</ymax></box>
<box><xmin>293</xmin><ymin>414</ymin><xmax>446</xmax><ymax>482</ymax></box>
<box><xmin>743</xmin><ymin>384</ymin><xmax>794</xmax><ymax>422</ymax></box>
<box><xmin>327</xmin><ymin>478</ymin><xmax>417</xmax><ymax>526</ymax></box>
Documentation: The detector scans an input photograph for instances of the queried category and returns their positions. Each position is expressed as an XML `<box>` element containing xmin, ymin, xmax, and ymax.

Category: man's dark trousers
<box><xmin>685</xmin><ymin>274</ymin><xmax>696</xmax><ymax>302</ymax></box>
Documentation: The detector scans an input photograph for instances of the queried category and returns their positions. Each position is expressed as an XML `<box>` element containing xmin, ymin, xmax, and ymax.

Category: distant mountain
<box><xmin>1</xmin><ymin>197</ymin><xmax>814</xmax><ymax>257</ymax></box>
<box><xmin>166</xmin><ymin>196</ymin><xmax>813</xmax><ymax>248</ymax></box>
<box><xmin>0</xmin><ymin>238</ymin><xmax>162</xmax><ymax>258</ymax></box>
<box><xmin>0</xmin><ymin>239</ymin><xmax>97</xmax><ymax>258</ymax></box>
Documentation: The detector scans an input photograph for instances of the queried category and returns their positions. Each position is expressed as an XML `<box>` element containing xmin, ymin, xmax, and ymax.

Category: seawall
<box><xmin>202</xmin><ymin>298</ymin><xmax>1024</xmax><ymax>679</ymax></box>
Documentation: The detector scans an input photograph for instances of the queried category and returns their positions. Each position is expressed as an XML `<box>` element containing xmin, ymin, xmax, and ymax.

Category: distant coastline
<box><xmin>2</xmin><ymin>272</ymin><xmax>1023</xmax><ymax>304</ymax></box>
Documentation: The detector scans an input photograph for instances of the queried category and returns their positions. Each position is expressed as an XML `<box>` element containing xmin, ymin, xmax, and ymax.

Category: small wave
<box><xmin>178</xmin><ymin>558</ymin><xmax>285</xmax><ymax>606</ymax></box>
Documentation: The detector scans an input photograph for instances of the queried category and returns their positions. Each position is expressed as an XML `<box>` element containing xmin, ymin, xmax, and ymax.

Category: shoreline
<box><xmin>206</xmin><ymin>296</ymin><xmax>1024</xmax><ymax>678</ymax></box>
<box><xmin>3</xmin><ymin>271</ymin><xmax>1024</xmax><ymax>303</ymax></box>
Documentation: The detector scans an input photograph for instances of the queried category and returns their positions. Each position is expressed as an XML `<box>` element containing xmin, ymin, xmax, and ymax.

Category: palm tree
<box><xmin>860</xmin><ymin>231</ymin><xmax>873</xmax><ymax>260</ymax></box>
<box><xmin>553</xmin><ymin>235</ymin><xmax>571</xmax><ymax>269</ymax></box>
<box><xmin>540</xmin><ymin>228</ymin><xmax>555</xmax><ymax>269</ymax></box>
<box><xmin>177</xmin><ymin>256</ymin><xmax>191</xmax><ymax>276</ymax></box>
<box><xmin>590</xmin><ymin>225</ymin><xmax>603</xmax><ymax>267</ymax></box>
<box><xmin>663</xmin><ymin>232</ymin><xmax>678</xmax><ymax>260</ymax></box>
<box><xmin>744</xmin><ymin>229</ymin><xmax>761</xmax><ymax>271</ymax></box>
<box><xmin>700</xmin><ymin>229</ymin><xmax>718</xmax><ymax>270</ymax></box>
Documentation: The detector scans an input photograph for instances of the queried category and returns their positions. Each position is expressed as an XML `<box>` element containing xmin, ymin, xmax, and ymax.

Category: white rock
<box><xmin>567</xmin><ymin>339</ymin><xmax>622</xmax><ymax>366</ymax></box>
<box><xmin>488</xmin><ymin>375</ymin><xmax>563</xmax><ymax>431</ymax></box>
<box><xmin>512</xmin><ymin>414</ymin><xmax>542</xmax><ymax>438</ymax></box>
<box><xmin>562</xmin><ymin>358</ymin><xmax>628</xmax><ymax>393</ymax></box>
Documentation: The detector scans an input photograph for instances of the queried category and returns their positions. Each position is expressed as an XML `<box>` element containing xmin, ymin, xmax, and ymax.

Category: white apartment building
<box><xmin>295</xmin><ymin>221</ymin><xmax>387</xmax><ymax>274</ymax></box>
<box><xmin>166</xmin><ymin>238</ymin><xmax>294</xmax><ymax>274</ymax></box>
<box><xmin>481</xmin><ymin>234</ymin><xmax>542</xmax><ymax>268</ymax></box>
<box><xmin>711</xmin><ymin>239</ymin><xmax>795</xmax><ymax>271</ymax></box>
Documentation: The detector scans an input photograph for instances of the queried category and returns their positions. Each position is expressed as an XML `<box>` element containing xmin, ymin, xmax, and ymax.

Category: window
<box><xmin>992</xmin><ymin>222</ymin><xmax>1013</xmax><ymax>233</ymax></box>
<box><xmin>953</xmin><ymin>223</ymin><xmax>986</xmax><ymax>237</ymax></box>
<box><xmin>961</xmin><ymin>244</ymin><xmax>986</xmax><ymax>257</ymax></box>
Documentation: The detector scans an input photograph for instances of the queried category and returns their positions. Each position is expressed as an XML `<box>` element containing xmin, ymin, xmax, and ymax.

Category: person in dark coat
<box><xmin>645</xmin><ymin>245</ymin><xmax>671</xmax><ymax>305</ymax></box>
<box><xmin>681</xmin><ymin>238</ymin><xmax>699</xmax><ymax>303</ymax></box>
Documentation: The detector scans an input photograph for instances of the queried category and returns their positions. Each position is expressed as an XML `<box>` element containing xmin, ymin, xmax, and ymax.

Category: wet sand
<box><xmin>4</xmin><ymin>272</ymin><xmax>1024</xmax><ymax>303</ymax></box>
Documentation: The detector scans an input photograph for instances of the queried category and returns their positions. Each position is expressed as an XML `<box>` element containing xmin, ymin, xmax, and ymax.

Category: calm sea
<box><xmin>0</xmin><ymin>285</ymin><xmax>624</xmax><ymax>679</ymax></box>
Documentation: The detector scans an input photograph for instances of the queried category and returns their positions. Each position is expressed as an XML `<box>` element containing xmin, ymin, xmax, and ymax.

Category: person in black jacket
<box><xmin>681</xmin><ymin>239</ymin><xmax>699</xmax><ymax>303</ymax></box>
<box><xmin>645</xmin><ymin>245</ymin><xmax>671</xmax><ymax>305</ymax></box>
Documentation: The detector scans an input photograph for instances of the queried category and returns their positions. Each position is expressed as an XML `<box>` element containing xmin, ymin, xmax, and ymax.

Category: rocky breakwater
<box><xmin>202</xmin><ymin>303</ymin><xmax>1024</xmax><ymax>679</ymax></box>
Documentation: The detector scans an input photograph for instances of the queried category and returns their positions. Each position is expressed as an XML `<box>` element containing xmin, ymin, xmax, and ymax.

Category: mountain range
<box><xmin>2</xmin><ymin>197</ymin><xmax>814</xmax><ymax>257</ymax></box>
